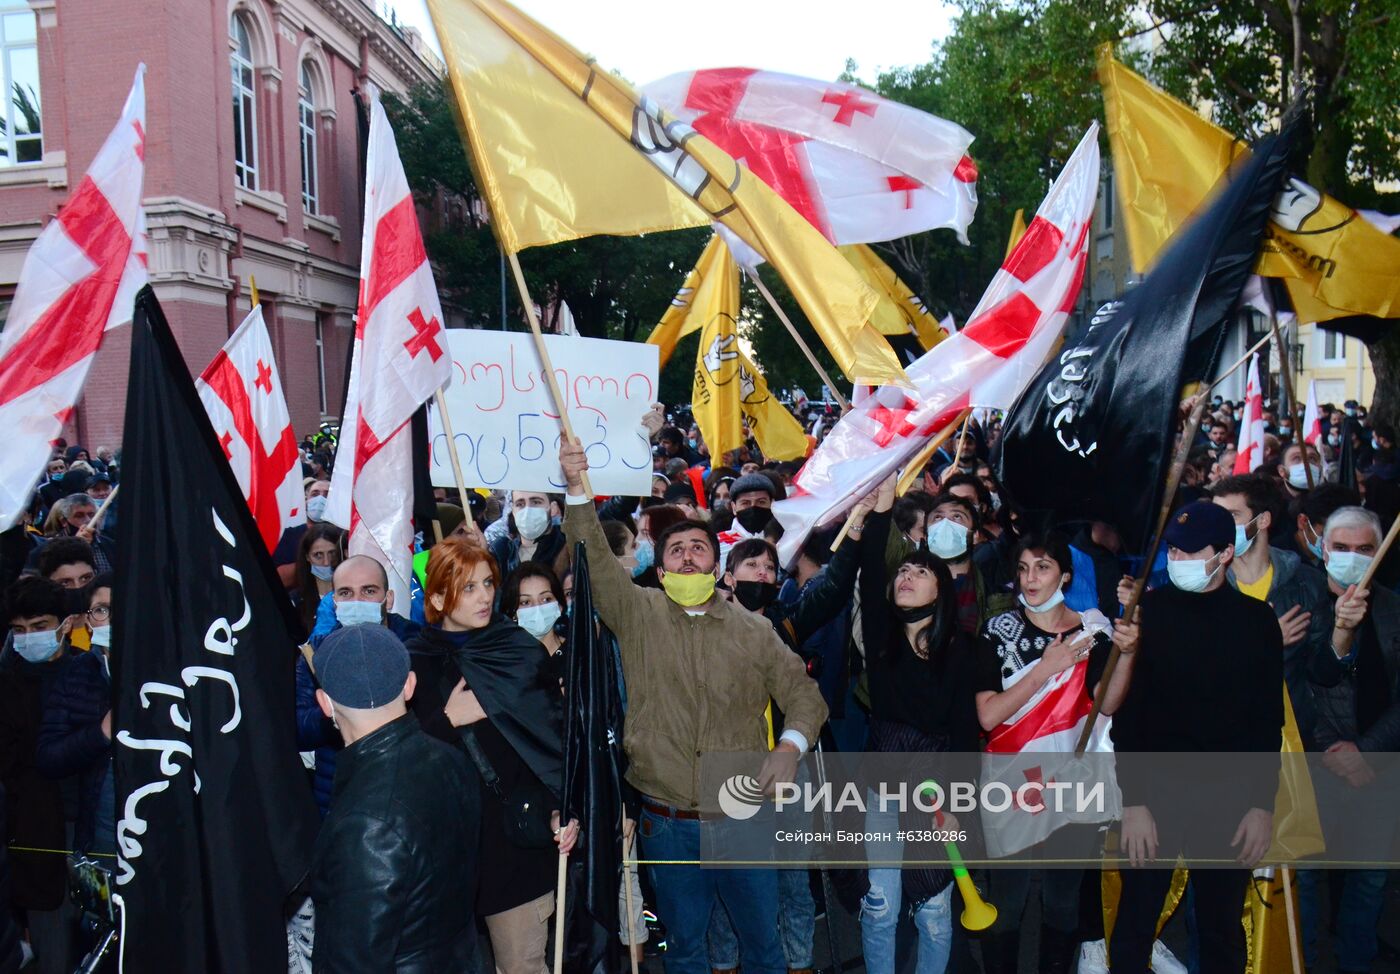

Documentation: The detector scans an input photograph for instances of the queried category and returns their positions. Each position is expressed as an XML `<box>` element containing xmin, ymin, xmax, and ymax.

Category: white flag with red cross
<box><xmin>325</xmin><ymin>97</ymin><xmax>451</xmax><ymax>615</ymax></box>
<box><xmin>0</xmin><ymin>65</ymin><xmax>147</xmax><ymax>530</ymax></box>
<box><xmin>773</xmin><ymin>125</ymin><xmax>1099</xmax><ymax>564</ymax></box>
<box><xmin>195</xmin><ymin>305</ymin><xmax>304</xmax><ymax>552</ymax></box>
<box><xmin>643</xmin><ymin>68</ymin><xmax>978</xmax><ymax>246</ymax></box>
<box><xmin>1233</xmin><ymin>354</ymin><xmax>1266</xmax><ymax>473</ymax></box>
<box><xmin>1303</xmin><ymin>379</ymin><xmax>1321</xmax><ymax>446</ymax></box>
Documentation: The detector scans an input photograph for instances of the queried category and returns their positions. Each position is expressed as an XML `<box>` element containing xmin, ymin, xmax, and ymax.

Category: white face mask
<box><xmin>515</xmin><ymin>506</ymin><xmax>550</xmax><ymax>541</ymax></box>
<box><xmin>13</xmin><ymin>630</ymin><xmax>61</xmax><ymax>663</ymax></box>
<box><xmin>1018</xmin><ymin>585</ymin><xmax>1066</xmax><ymax>615</ymax></box>
<box><xmin>516</xmin><ymin>601</ymin><xmax>562</xmax><ymax>638</ymax></box>
<box><xmin>1286</xmin><ymin>463</ymin><xmax>1323</xmax><ymax>489</ymax></box>
<box><xmin>90</xmin><ymin>624</ymin><xmax>112</xmax><ymax>649</ymax></box>
<box><xmin>926</xmin><ymin>519</ymin><xmax>969</xmax><ymax>560</ymax></box>
<box><xmin>1325</xmin><ymin>550</ymin><xmax>1373</xmax><ymax>588</ymax></box>
<box><xmin>334</xmin><ymin>600</ymin><xmax>384</xmax><ymax>627</ymax></box>
<box><xmin>1168</xmin><ymin>553</ymin><xmax>1221</xmax><ymax>593</ymax></box>
<box><xmin>306</xmin><ymin>495</ymin><xmax>329</xmax><ymax>522</ymax></box>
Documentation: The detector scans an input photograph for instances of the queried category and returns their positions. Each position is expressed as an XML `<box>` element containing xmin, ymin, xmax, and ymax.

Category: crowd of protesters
<box><xmin>1</xmin><ymin>387</ymin><xmax>1398</xmax><ymax>974</ymax></box>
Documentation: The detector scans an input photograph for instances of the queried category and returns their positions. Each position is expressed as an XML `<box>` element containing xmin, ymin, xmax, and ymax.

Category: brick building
<box><xmin>0</xmin><ymin>0</ymin><xmax>442</xmax><ymax>449</ymax></box>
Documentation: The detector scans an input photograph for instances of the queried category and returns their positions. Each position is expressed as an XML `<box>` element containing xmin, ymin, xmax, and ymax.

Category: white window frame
<box><xmin>0</xmin><ymin>3</ymin><xmax>42</xmax><ymax>167</ymax></box>
<box><xmin>298</xmin><ymin>61</ymin><xmax>318</xmax><ymax>214</ymax></box>
<box><xmin>314</xmin><ymin>315</ymin><xmax>327</xmax><ymax>414</ymax></box>
<box><xmin>231</xmin><ymin>14</ymin><xmax>258</xmax><ymax>190</ymax></box>
<box><xmin>1319</xmin><ymin>329</ymin><xmax>1346</xmax><ymax>366</ymax></box>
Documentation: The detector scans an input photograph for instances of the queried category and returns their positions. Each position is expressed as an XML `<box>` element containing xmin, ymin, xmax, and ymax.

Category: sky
<box><xmin>389</xmin><ymin>0</ymin><xmax>957</xmax><ymax>85</ymax></box>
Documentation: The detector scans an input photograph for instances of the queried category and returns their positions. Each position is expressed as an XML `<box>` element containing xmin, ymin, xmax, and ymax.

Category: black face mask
<box><xmin>893</xmin><ymin>603</ymin><xmax>938</xmax><ymax>624</ymax></box>
<box><xmin>733</xmin><ymin>580</ymin><xmax>779</xmax><ymax>612</ymax></box>
<box><xmin>735</xmin><ymin>507</ymin><xmax>774</xmax><ymax>534</ymax></box>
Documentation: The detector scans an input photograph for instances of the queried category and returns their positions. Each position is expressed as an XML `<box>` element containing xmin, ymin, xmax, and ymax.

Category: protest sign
<box><xmin>428</xmin><ymin>330</ymin><xmax>658</xmax><ymax>494</ymax></box>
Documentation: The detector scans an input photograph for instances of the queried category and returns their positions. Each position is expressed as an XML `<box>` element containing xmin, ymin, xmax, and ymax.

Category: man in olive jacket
<box><xmin>308</xmin><ymin>625</ymin><xmax>479</xmax><ymax>973</ymax></box>
<box><xmin>561</xmin><ymin>439</ymin><xmax>827</xmax><ymax>974</ymax></box>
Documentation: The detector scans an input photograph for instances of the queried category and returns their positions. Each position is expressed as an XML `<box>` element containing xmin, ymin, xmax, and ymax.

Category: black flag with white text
<box><xmin>112</xmin><ymin>287</ymin><xmax>319</xmax><ymax>972</ymax></box>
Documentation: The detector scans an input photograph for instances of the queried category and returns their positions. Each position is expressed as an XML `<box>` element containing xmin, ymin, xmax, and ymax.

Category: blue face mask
<box><xmin>1167</xmin><ymin>553</ymin><xmax>1221</xmax><ymax>593</ymax></box>
<box><xmin>516</xmin><ymin>601</ymin><xmax>562</xmax><ymax>639</ymax></box>
<box><xmin>1303</xmin><ymin>522</ymin><xmax>1324</xmax><ymax>560</ymax></box>
<box><xmin>632</xmin><ymin>539</ymin><xmax>654</xmax><ymax>578</ymax></box>
<box><xmin>335</xmin><ymin>600</ymin><xmax>384</xmax><ymax>627</ymax></box>
<box><xmin>311</xmin><ymin>564</ymin><xmax>335</xmax><ymax>581</ymax></box>
<box><xmin>1018</xmin><ymin>586</ymin><xmax>1065</xmax><ymax>615</ymax></box>
<box><xmin>1234</xmin><ymin>513</ymin><xmax>1262</xmax><ymax>557</ymax></box>
<box><xmin>13</xmin><ymin>630</ymin><xmax>60</xmax><ymax>663</ymax></box>
<box><xmin>927</xmin><ymin>519</ymin><xmax>969</xmax><ymax>560</ymax></box>
<box><xmin>1325</xmin><ymin>550</ymin><xmax>1373</xmax><ymax>588</ymax></box>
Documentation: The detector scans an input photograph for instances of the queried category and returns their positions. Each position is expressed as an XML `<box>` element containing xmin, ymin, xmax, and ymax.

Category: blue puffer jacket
<box><xmin>296</xmin><ymin>616</ymin><xmax>420</xmax><ymax>818</ymax></box>
<box><xmin>36</xmin><ymin>651</ymin><xmax>111</xmax><ymax>852</ymax></box>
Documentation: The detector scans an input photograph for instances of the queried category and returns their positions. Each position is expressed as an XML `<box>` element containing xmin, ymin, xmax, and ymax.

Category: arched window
<box><xmin>230</xmin><ymin>14</ymin><xmax>257</xmax><ymax>190</ymax></box>
<box><xmin>298</xmin><ymin>61</ymin><xmax>318</xmax><ymax>214</ymax></box>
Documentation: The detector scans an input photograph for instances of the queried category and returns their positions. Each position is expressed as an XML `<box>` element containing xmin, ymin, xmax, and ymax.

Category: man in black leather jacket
<box><xmin>308</xmin><ymin>625</ymin><xmax>480</xmax><ymax>973</ymax></box>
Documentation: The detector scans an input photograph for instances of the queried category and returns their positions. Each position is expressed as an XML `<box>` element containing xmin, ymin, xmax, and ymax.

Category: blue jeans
<box><xmin>707</xmin><ymin>868</ymin><xmax>814</xmax><ymax>969</ymax></box>
<box><xmin>860</xmin><ymin>790</ymin><xmax>953</xmax><ymax>974</ymax></box>
<box><xmin>639</xmin><ymin>805</ymin><xmax>785</xmax><ymax>974</ymax></box>
<box><xmin>1297</xmin><ymin>868</ymin><xmax>1388</xmax><ymax>971</ymax></box>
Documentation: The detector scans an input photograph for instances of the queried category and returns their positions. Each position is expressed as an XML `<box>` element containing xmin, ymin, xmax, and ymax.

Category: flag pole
<box><xmin>830</xmin><ymin>408</ymin><xmax>970</xmax><ymax>552</ymax></box>
<box><xmin>746</xmin><ymin>271</ymin><xmax>851</xmax><ymax>411</ymax></box>
<box><xmin>507</xmin><ymin>252</ymin><xmax>594</xmax><ymax>496</ymax></box>
<box><xmin>1269</xmin><ymin>316</ymin><xmax>1312</xmax><ymax>488</ymax></box>
<box><xmin>553</xmin><ymin>852</ymin><xmax>568</xmax><ymax>974</ymax></box>
<box><xmin>1281</xmin><ymin>866</ymin><xmax>1303</xmax><ymax>974</ymax></box>
<box><xmin>92</xmin><ymin>483</ymin><xmax>120</xmax><ymax>531</ymax></box>
<box><xmin>432</xmin><ymin>389</ymin><xmax>478</xmax><ymax>526</ymax></box>
<box><xmin>954</xmin><ymin>411</ymin><xmax>973</xmax><ymax>469</ymax></box>
<box><xmin>1074</xmin><ymin>337</ymin><xmax>1267</xmax><ymax>755</ymax></box>
<box><xmin>623</xmin><ymin>832</ymin><xmax>640</xmax><ymax>974</ymax></box>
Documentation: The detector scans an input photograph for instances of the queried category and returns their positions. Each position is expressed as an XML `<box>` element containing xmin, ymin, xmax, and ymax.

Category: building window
<box><xmin>314</xmin><ymin>314</ymin><xmax>327</xmax><ymax>414</ymax></box>
<box><xmin>298</xmin><ymin>62</ymin><xmax>318</xmax><ymax>214</ymax></box>
<box><xmin>0</xmin><ymin>4</ymin><xmax>42</xmax><ymax>166</ymax></box>
<box><xmin>230</xmin><ymin>14</ymin><xmax>258</xmax><ymax>190</ymax></box>
<box><xmin>1320</xmin><ymin>328</ymin><xmax>1346</xmax><ymax>366</ymax></box>
<box><xmin>1101</xmin><ymin>170</ymin><xmax>1114</xmax><ymax>230</ymax></box>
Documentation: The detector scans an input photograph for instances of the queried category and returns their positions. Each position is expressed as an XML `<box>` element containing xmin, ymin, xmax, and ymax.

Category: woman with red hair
<box><xmin>404</xmin><ymin>537</ymin><xmax>577</xmax><ymax>974</ymax></box>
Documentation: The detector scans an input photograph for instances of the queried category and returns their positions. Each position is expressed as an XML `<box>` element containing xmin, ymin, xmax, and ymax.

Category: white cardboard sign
<box><xmin>428</xmin><ymin>330</ymin><xmax>658</xmax><ymax>495</ymax></box>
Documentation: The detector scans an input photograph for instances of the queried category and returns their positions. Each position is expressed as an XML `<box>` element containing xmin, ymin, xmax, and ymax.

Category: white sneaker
<box><xmin>1150</xmin><ymin>939</ymin><xmax>1187</xmax><ymax>974</ymax></box>
<box><xmin>1079</xmin><ymin>938</ymin><xmax>1109</xmax><ymax>974</ymax></box>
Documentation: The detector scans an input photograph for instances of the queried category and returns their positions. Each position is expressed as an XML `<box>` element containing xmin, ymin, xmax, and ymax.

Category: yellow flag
<box><xmin>1004</xmin><ymin>208</ymin><xmax>1027</xmax><ymax>259</ymax></box>
<box><xmin>839</xmin><ymin>244</ymin><xmax>946</xmax><ymax>352</ymax></box>
<box><xmin>429</xmin><ymin>0</ymin><xmax>906</xmax><ymax>386</ymax></box>
<box><xmin>1099</xmin><ymin>45</ymin><xmax>1400</xmax><ymax>321</ymax></box>
<box><xmin>683</xmin><ymin>237</ymin><xmax>808</xmax><ymax>462</ymax></box>
<box><xmin>647</xmin><ymin>235</ymin><xmax>730</xmax><ymax>369</ymax></box>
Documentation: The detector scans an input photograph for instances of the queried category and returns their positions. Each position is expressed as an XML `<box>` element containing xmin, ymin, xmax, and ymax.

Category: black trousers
<box><xmin>1110</xmin><ymin>866</ymin><xmax>1248</xmax><ymax>973</ymax></box>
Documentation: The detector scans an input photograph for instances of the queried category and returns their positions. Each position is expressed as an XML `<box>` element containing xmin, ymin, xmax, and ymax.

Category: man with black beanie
<box><xmin>1109</xmin><ymin>500</ymin><xmax>1283</xmax><ymax>974</ymax></box>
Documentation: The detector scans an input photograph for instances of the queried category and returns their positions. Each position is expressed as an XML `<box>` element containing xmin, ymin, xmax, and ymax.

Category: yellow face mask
<box><xmin>660</xmin><ymin>570</ymin><xmax>717</xmax><ymax>607</ymax></box>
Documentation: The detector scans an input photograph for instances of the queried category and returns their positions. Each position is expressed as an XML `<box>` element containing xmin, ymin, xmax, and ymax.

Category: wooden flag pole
<box><xmin>831</xmin><ymin>408</ymin><xmax>971</xmax><ymax>552</ymax></box>
<box><xmin>507</xmin><ymin>252</ymin><xmax>594</xmax><ymax>496</ymax></box>
<box><xmin>553</xmin><ymin>852</ymin><xmax>568</xmax><ymax>974</ymax></box>
<box><xmin>747</xmin><ymin>271</ymin><xmax>851</xmax><ymax>411</ymax></box>
<box><xmin>1269</xmin><ymin>315</ymin><xmax>1313</xmax><ymax>489</ymax></box>
<box><xmin>249</xmin><ymin>274</ymin><xmax>260</xmax><ymax>308</ymax></box>
<box><xmin>92</xmin><ymin>483</ymin><xmax>120</xmax><ymax>532</ymax></box>
<box><xmin>623</xmin><ymin>831</ymin><xmax>640</xmax><ymax>974</ymax></box>
<box><xmin>953</xmin><ymin>411</ymin><xmax>974</xmax><ymax>470</ymax></box>
<box><xmin>1074</xmin><ymin>339</ymin><xmax>1270</xmax><ymax>755</ymax></box>
<box><xmin>1281</xmin><ymin>866</ymin><xmax>1303</xmax><ymax>974</ymax></box>
<box><xmin>433</xmin><ymin>388</ymin><xmax>478</xmax><ymax>525</ymax></box>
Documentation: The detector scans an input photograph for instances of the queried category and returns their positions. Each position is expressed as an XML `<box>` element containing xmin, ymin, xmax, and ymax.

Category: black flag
<box><xmin>112</xmin><ymin>288</ymin><xmax>319</xmax><ymax>971</ymax></box>
<box><xmin>995</xmin><ymin>123</ymin><xmax>1297</xmax><ymax>551</ymax></box>
<box><xmin>561</xmin><ymin>542</ymin><xmax>626</xmax><ymax>974</ymax></box>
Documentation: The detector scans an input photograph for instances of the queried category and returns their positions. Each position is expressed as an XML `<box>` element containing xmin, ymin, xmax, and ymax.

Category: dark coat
<box><xmin>489</xmin><ymin>524</ymin><xmax>569</xmax><ymax>581</ymax></box>
<box><xmin>0</xmin><ymin>782</ymin><xmax>24</xmax><ymax>974</ymax></box>
<box><xmin>309</xmin><ymin>714</ymin><xmax>479</xmax><ymax>974</ymax></box>
<box><xmin>0</xmin><ymin>649</ymin><xmax>68</xmax><ymax>909</ymax></box>
<box><xmin>1310</xmin><ymin>585</ymin><xmax>1400</xmax><ymax>752</ymax></box>
<box><xmin>35</xmin><ymin>650</ymin><xmax>110</xmax><ymax>853</ymax></box>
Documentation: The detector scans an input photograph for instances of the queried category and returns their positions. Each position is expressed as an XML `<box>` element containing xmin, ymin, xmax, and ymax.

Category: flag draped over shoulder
<box><xmin>647</xmin><ymin>235</ymin><xmax>731</xmax><ymax>369</ymax></box>
<box><xmin>427</xmin><ymin>0</ymin><xmax>904</xmax><ymax>387</ymax></box>
<box><xmin>113</xmin><ymin>288</ymin><xmax>319</xmax><ymax>973</ymax></box>
<box><xmin>196</xmin><ymin>305</ymin><xmax>305</xmax><ymax>552</ymax></box>
<box><xmin>772</xmin><ymin>126</ymin><xmax>1099</xmax><ymax>564</ymax></box>
<box><xmin>685</xmin><ymin>237</ymin><xmax>810</xmax><ymax>463</ymax></box>
<box><xmin>0</xmin><ymin>66</ymin><xmax>147</xmax><ymax>530</ymax></box>
<box><xmin>325</xmin><ymin>98</ymin><xmax>452</xmax><ymax>615</ymax></box>
<box><xmin>996</xmin><ymin>123</ymin><xmax>1296</xmax><ymax>551</ymax></box>
<box><xmin>642</xmin><ymin>68</ymin><xmax>978</xmax><ymax>246</ymax></box>
<box><xmin>1099</xmin><ymin>46</ymin><xmax>1400</xmax><ymax>324</ymax></box>
<box><xmin>839</xmin><ymin>244</ymin><xmax>946</xmax><ymax>353</ymax></box>
<box><xmin>561</xmin><ymin>543</ymin><xmax>625</xmax><ymax>974</ymax></box>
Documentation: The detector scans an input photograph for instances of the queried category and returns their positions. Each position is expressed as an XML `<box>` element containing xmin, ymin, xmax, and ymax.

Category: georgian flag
<box><xmin>1234</xmin><ymin>354</ymin><xmax>1266</xmax><ymax>473</ymax></box>
<box><xmin>195</xmin><ymin>306</ymin><xmax>305</xmax><ymax>552</ymax></box>
<box><xmin>1303</xmin><ymin>379</ymin><xmax>1321</xmax><ymax>446</ymax></box>
<box><xmin>773</xmin><ymin>126</ymin><xmax>1099</xmax><ymax>564</ymax></box>
<box><xmin>325</xmin><ymin>98</ymin><xmax>452</xmax><ymax>614</ymax></box>
<box><xmin>643</xmin><ymin>68</ymin><xmax>978</xmax><ymax>246</ymax></box>
<box><xmin>0</xmin><ymin>66</ymin><xmax>147</xmax><ymax>529</ymax></box>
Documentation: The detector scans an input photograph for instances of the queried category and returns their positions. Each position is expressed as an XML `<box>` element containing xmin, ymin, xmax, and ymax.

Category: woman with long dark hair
<box><xmin>856</xmin><ymin>475</ymin><xmax>980</xmax><ymax>974</ymax></box>
<box><xmin>404</xmin><ymin>539</ymin><xmax>577</xmax><ymax>974</ymax></box>
<box><xmin>292</xmin><ymin>522</ymin><xmax>344</xmax><ymax>637</ymax></box>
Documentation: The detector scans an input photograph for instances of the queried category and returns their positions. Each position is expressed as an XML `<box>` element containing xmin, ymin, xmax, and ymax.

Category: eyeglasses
<box><xmin>86</xmin><ymin>604</ymin><xmax>112</xmax><ymax>623</ymax></box>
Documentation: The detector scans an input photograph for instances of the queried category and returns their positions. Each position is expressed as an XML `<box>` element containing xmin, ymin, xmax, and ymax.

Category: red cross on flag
<box><xmin>1233</xmin><ymin>354</ymin><xmax>1266</xmax><ymax>473</ymax></box>
<box><xmin>325</xmin><ymin>97</ymin><xmax>451</xmax><ymax>615</ymax></box>
<box><xmin>642</xmin><ymin>68</ymin><xmax>978</xmax><ymax>246</ymax></box>
<box><xmin>0</xmin><ymin>65</ymin><xmax>147</xmax><ymax>530</ymax></box>
<box><xmin>773</xmin><ymin>126</ymin><xmax>1100</xmax><ymax>565</ymax></box>
<box><xmin>195</xmin><ymin>305</ymin><xmax>304</xmax><ymax>552</ymax></box>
